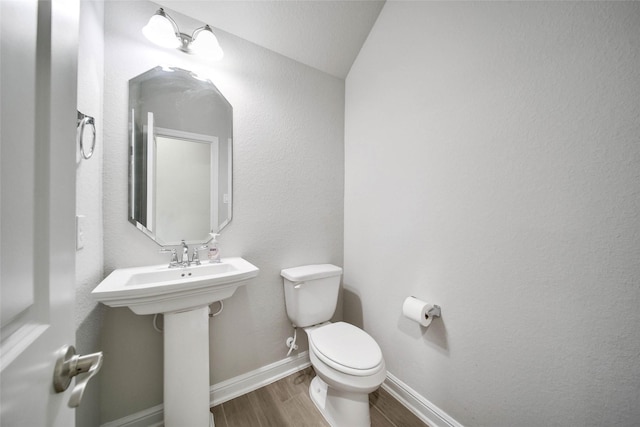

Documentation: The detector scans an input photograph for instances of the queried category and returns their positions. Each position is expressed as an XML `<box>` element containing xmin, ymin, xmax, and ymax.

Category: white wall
<box><xmin>76</xmin><ymin>1</ymin><xmax>105</xmax><ymax>426</ymax></box>
<box><xmin>345</xmin><ymin>2</ymin><xmax>640</xmax><ymax>426</ymax></box>
<box><xmin>100</xmin><ymin>1</ymin><xmax>344</xmax><ymax>422</ymax></box>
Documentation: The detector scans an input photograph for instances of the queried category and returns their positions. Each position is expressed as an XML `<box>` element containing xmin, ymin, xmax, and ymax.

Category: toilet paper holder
<box><xmin>427</xmin><ymin>304</ymin><xmax>441</xmax><ymax>318</ymax></box>
<box><xmin>403</xmin><ymin>296</ymin><xmax>441</xmax><ymax>326</ymax></box>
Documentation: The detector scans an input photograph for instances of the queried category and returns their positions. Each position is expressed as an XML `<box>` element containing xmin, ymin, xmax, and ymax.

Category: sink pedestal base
<box><xmin>164</xmin><ymin>306</ymin><xmax>212</xmax><ymax>427</ymax></box>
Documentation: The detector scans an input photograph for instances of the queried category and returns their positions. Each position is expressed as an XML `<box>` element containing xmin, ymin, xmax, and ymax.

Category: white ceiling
<box><xmin>156</xmin><ymin>0</ymin><xmax>385</xmax><ymax>79</ymax></box>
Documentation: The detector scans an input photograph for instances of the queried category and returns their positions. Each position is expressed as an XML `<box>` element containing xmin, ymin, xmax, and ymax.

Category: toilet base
<box><xmin>309</xmin><ymin>376</ymin><xmax>371</xmax><ymax>427</ymax></box>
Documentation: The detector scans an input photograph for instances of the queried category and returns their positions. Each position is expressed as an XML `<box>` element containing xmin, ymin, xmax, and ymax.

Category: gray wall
<box><xmin>344</xmin><ymin>2</ymin><xmax>640</xmax><ymax>426</ymax></box>
<box><xmin>93</xmin><ymin>1</ymin><xmax>343</xmax><ymax>423</ymax></box>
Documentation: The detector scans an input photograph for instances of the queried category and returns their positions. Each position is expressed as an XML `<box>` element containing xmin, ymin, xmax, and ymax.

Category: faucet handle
<box><xmin>191</xmin><ymin>248</ymin><xmax>201</xmax><ymax>265</ymax></box>
<box><xmin>189</xmin><ymin>246</ymin><xmax>209</xmax><ymax>266</ymax></box>
<box><xmin>160</xmin><ymin>248</ymin><xmax>179</xmax><ymax>268</ymax></box>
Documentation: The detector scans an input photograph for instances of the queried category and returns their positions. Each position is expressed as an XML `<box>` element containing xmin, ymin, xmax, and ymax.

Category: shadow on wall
<box><xmin>398</xmin><ymin>305</ymin><xmax>449</xmax><ymax>356</ymax></box>
<box><xmin>342</xmin><ymin>286</ymin><xmax>364</xmax><ymax>329</ymax></box>
<box><xmin>344</xmin><ymin>285</ymin><xmax>449</xmax><ymax>355</ymax></box>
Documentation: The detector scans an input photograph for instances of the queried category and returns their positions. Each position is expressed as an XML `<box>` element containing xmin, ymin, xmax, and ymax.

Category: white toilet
<box><xmin>281</xmin><ymin>264</ymin><xmax>386</xmax><ymax>427</ymax></box>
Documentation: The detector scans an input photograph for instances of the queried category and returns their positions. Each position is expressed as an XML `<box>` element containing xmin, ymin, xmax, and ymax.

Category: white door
<box><xmin>1</xmin><ymin>0</ymin><xmax>80</xmax><ymax>425</ymax></box>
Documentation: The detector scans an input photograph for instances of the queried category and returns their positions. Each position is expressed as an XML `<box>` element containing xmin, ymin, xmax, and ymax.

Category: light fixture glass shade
<box><xmin>190</xmin><ymin>26</ymin><xmax>224</xmax><ymax>60</ymax></box>
<box><xmin>142</xmin><ymin>12</ymin><xmax>180</xmax><ymax>49</ymax></box>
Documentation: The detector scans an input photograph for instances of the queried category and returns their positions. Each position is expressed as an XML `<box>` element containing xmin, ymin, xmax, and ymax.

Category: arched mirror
<box><xmin>128</xmin><ymin>66</ymin><xmax>232</xmax><ymax>246</ymax></box>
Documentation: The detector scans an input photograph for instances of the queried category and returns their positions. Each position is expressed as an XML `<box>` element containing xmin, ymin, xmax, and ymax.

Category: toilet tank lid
<box><xmin>281</xmin><ymin>264</ymin><xmax>342</xmax><ymax>282</ymax></box>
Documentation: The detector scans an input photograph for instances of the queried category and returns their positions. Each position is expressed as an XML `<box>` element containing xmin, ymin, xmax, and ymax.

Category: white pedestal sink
<box><xmin>92</xmin><ymin>257</ymin><xmax>259</xmax><ymax>427</ymax></box>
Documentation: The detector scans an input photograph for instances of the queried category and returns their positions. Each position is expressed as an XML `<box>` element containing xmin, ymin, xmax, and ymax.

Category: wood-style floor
<box><xmin>210</xmin><ymin>367</ymin><xmax>429</xmax><ymax>427</ymax></box>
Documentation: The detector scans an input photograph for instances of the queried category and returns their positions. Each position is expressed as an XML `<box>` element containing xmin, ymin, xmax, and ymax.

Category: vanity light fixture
<box><xmin>142</xmin><ymin>8</ymin><xmax>224</xmax><ymax>60</ymax></box>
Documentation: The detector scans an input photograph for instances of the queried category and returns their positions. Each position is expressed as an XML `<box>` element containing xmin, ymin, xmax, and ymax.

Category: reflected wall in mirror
<box><xmin>129</xmin><ymin>66</ymin><xmax>232</xmax><ymax>246</ymax></box>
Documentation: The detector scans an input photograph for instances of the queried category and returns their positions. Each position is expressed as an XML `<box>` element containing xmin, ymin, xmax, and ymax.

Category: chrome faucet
<box><xmin>162</xmin><ymin>241</ymin><xmax>203</xmax><ymax>268</ymax></box>
<box><xmin>180</xmin><ymin>240</ymin><xmax>190</xmax><ymax>267</ymax></box>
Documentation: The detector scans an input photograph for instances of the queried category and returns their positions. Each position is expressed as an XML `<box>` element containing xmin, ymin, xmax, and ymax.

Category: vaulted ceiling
<box><xmin>156</xmin><ymin>1</ymin><xmax>385</xmax><ymax>79</ymax></box>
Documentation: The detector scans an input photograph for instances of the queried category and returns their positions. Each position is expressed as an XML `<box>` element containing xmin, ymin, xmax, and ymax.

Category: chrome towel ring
<box><xmin>77</xmin><ymin>111</ymin><xmax>96</xmax><ymax>160</ymax></box>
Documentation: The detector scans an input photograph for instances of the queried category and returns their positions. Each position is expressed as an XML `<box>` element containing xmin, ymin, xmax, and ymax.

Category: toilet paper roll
<box><xmin>402</xmin><ymin>296</ymin><xmax>434</xmax><ymax>327</ymax></box>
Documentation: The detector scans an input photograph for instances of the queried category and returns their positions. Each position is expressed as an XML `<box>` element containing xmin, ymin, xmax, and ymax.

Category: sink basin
<box><xmin>92</xmin><ymin>257</ymin><xmax>259</xmax><ymax>315</ymax></box>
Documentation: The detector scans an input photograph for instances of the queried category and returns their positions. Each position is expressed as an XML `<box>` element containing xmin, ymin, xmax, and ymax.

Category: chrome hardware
<box><xmin>427</xmin><ymin>305</ymin><xmax>441</xmax><ymax>318</ymax></box>
<box><xmin>53</xmin><ymin>345</ymin><xmax>103</xmax><ymax>408</ymax></box>
<box><xmin>160</xmin><ymin>248</ymin><xmax>179</xmax><ymax>268</ymax></box>
<box><xmin>180</xmin><ymin>240</ymin><xmax>189</xmax><ymax>267</ymax></box>
<box><xmin>191</xmin><ymin>245</ymin><xmax>208</xmax><ymax>266</ymax></box>
<box><xmin>77</xmin><ymin>111</ymin><xmax>96</xmax><ymax>160</ymax></box>
<box><xmin>162</xmin><ymin>243</ymin><xmax>209</xmax><ymax>268</ymax></box>
<box><xmin>191</xmin><ymin>248</ymin><xmax>201</xmax><ymax>265</ymax></box>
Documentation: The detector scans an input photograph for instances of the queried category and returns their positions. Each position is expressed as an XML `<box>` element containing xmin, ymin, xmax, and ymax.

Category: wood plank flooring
<box><xmin>210</xmin><ymin>367</ymin><xmax>429</xmax><ymax>427</ymax></box>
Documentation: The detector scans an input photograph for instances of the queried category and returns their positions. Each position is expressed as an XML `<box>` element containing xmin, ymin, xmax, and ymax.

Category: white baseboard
<box><xmin>100</xmin><ymin>404</ymin><xmax>163</xmax><ymax>427</ymax></box>
<box><xmin>382</xmin><ymin>372</ymin><xmax>464</xmax><ymax>427</ymax></box>
<box><xmin>100</xmin><ymin>351</ymin><xmax>311</xmax><ymax>427</ymax></box>
<box><xmin>210</xmin><ymin>350</ymin><xmax>311</xmax><ymax>405</ymax></box>
<box><xmin>101</xmin><ymin>353</ymin><xmax>463</xmax><ymax>427</ymax></box>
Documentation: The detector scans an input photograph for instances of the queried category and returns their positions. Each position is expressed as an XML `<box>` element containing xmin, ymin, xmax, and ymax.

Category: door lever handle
<box><xmin>53</xmin><ymin>345</ymin><xmax>104</xmax><ymax>408</ymax></box>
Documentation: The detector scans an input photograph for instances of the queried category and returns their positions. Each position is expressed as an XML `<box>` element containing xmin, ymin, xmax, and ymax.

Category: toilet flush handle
<box><xmin>53</xmin><ymin>345</ymin><xmax>104</xmax><ymax>408</ymax></box>
<box><xmin>293</xmin><ymin>281</ymin><xmax>305</xmax><ymax>289</ymax></box>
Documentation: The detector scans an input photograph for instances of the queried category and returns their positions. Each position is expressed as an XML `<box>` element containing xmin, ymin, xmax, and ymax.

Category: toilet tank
<box><xmin>281</xmin><ymin>264</ymin><xmax>343</xmax><ymax>328</ymax></box>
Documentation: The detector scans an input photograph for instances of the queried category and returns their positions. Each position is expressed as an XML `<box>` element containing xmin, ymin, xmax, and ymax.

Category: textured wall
<box><xmin>101</xmin><ymin>1</ymin><xmax>344</xmax><ymax>422</ymax></box>
<box><xmin>345</xmin><ymin>2</ymin><xmax>640</xmax><ymax>426</ymax></box>
<box><xmin>75</xmin><ymin>1</ymin><xmax>105</xmax><ymax>426</ymax></box>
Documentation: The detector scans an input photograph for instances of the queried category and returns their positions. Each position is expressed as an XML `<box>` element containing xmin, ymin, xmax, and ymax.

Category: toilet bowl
<box><xmin>306</xmin><ymin>322</ymin><xmax>386</xmax><ymax>427</ymax></box>
<box><xmin>281</xmin><ymin>265</ymin><xmax>386</xmax><ymax>427</ymax></box>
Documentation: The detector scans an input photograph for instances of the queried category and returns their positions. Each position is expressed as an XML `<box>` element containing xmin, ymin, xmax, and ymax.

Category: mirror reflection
<box><xmin>129</xmin><ymin>66</ymin><xmax>232</xmax><ymax>246</ymax></box>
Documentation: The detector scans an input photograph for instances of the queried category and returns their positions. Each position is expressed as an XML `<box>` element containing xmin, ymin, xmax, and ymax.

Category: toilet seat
<box><xmin>309</xmin><ymin>322</ymin><xmax>383</xmax><ymax>377</ymax></box>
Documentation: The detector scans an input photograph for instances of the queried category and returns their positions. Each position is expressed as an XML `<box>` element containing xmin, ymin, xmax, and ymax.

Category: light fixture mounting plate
<box><xmin>178</xmin><ymin>33</ymin><xmax>193</xmax><ymax>53</ymax></box>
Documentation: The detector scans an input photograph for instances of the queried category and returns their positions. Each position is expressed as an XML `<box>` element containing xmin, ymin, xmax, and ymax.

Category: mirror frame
<box><xmin>128</xmin><ymin>66</ymin><xmax>233</xmax><ymax>246</ymax></box>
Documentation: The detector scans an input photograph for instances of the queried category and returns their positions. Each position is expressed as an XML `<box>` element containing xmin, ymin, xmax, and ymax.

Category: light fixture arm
<box><xmin>157</xmin><ymin>8</ymin><xmax>180</xmax><ymax>37</ymax></box>
<box><xmin>191</xmin><ymin>25</ymin><xmax>212</xmax><ymax>41</ymax></box>
<box><xmin>166</xmin><ymin>10</ymin><xmax>198</xmax><ymax>53</ymax></box>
